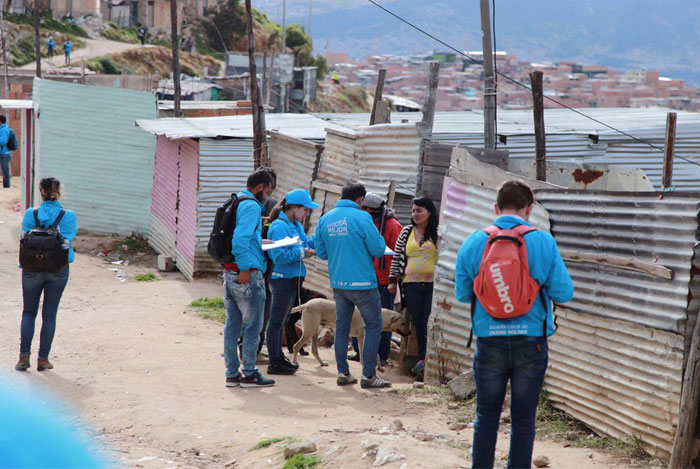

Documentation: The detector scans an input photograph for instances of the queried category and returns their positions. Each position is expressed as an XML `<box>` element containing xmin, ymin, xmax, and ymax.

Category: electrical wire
<box><xmin>366</xmin><ymin>0</ymin><xmax>700</xmax><ymax>168</ymax></box>
<box><xmin>492</xmin><ymin>0</ymin><xmax>497</xmax><ymax>146</ymax></box>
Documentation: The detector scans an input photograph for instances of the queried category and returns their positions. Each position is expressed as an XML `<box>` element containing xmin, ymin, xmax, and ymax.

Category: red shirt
<box><xmin>374</xmin><ymin>217</ymin><xmax>403</xmax><ymax>286</ymax></box>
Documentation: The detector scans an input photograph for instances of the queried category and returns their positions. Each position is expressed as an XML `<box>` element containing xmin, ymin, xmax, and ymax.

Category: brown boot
<box><xmin>37</xmin><ymin>357</ymin><xmax>53</xmax><ymax>371</ymax></box>
<box><xmin>15</xmin><ymin>355</ymin><xmax>30</xmax><ymax>371</ymax></box>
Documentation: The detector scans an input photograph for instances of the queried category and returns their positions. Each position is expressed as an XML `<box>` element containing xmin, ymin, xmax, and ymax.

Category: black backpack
<box><xmin>19</xmin><ymin>210</ymin><xmax>69</xmax><ymax>273</ymax></box>
<box><xmin>207</xmin><ymin>194</ymin><xmax>254</xmax><ymax>264</ymax></box>
<box><xmin>6</xmin><ymin>130</ymin><xmax>17</xmax><ymax>152</ymax></box>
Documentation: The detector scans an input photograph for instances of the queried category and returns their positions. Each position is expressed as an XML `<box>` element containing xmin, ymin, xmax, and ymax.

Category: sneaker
<box><xmin>282</xmin><ymin>355</ymin><xmax>299</xmax><ymax>369</ymax></box>
<box><xmin>226</xmin><ymin>375</ymin><xmax>240</xmax><ymax>387</ymax></box>
<box><xmin>240</xmin><ymin>371</ymin><xmax>275</xmax><ymax>388</ymax></box>
<box><xmin>380</xmin><ymin>358</ymin><xmax>389</xmax><ymax>367</ymax></box>
<box><xmin>337</xmin><ymin>372</ymin><xmax>358</xmax><ymax>386</ymax></box>
<box><xmin>361</xmin><ymin>375</ymin><xmax>392</xmax><ymax>389</ymax></box>
<box><xmin>299</xmin><ymin>348</ymin><xmax>309</xmax><ymax>356</ymax></box>
<box><xmin>267</xmin><ymin>358</ymin><xmax>297</xmax><ymax>375</ymax></box>
<box><xmin>15</xmin><ymin>355</ymin><xmax>30</xmax><ymax>371</ymax></box>
<box><xmin>347</xmin><ymin>353</ymin><xmax>360</xmax><ymax>362</ymax></box>
<box><xmin>411</xmin><ymin>360</ymin><xmax>425</xmax><ymax>373</ymax></box>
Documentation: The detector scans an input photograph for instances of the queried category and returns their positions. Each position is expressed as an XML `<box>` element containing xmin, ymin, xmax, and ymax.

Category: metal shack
<box><xmin>426</xmin><ymin>147</ymin><xmax>699</xmax><ymax>459</ymax></box>
<box><xmin>32</xmin><ymin>78</ymin><xmax>157</xmax><ymax>235</ymax></box>
<box><xmin>135</xmin><ymin>113</ymin><xmax>352</xmax><ymax>280</ymax></box>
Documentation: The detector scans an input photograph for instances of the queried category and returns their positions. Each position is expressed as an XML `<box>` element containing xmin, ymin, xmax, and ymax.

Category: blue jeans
<box><xmin>403</xmin><ymin>282</ymin><xmax>433</xmax><ymax>360</ymax></box>
<box><xmin>377</xmin><ymin>285</ymin><xmax>393</xmax><ymax>360</ymax></box>
<box><xmin>267</xmin><ymin>277</ymin><xmax>298</xmax><ymax>361</ymax></box>
<box><xmin>223</xmin><ymin>270</ymin><xmax>266</xmax><ymax>377</ymax></box>
<box><xmin>333</xmin><ymin>288</ymin><xmax>382</xmax><ymax>378</ymax></box>
<box><xmin>20</xmin><ymin>266</ymin><xmax>70</xmax><ymax>357</ymax></box>
<box><xmin>1</xmin><ymin>153</ymin><xmax>11</xmax><ymax>188</ymax></box>
<box><xmin>472</xmin><ymin>336</ymin><xmax>548</xmax><ymax>469</ymax></box>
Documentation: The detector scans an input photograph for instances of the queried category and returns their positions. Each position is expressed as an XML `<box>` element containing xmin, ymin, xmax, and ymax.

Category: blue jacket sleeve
<box><xmin>21</xmin><ymin>209</ymin><xmax>34</xmax><ymax>233</ymax></box>
<box><xmin>314</xmin><ymin>220</ymin><xmax>328</xmax><ymax>260</ymax></box>
<box><xmin>541</xmin><ymin>237</ymin><xmax>574</xmax><ymax>303</ymax></box>
<box><xmin>268</xmin><ymin>221</ymin><xmax>304</xmax><ymax>265</ymax></box>
<box><xmin>59</xmin><ymin>211</ymin><xmax>78</xmax><ymax>242</ymax></box>
<box><xmin>455</xmin><ymin>231</ymin><xmax>487</xmax><ymax>303</ymax></box>
<box><xmin>0</xmin><ymin>127</ymin><xmax>9</xmax><ymax>147</ymax></box>
<box><xmin>362</xmin><ymin>215</ymin><xmax>386</xmax><ymax>257</ymax></box>
<box><xmin>232</xmin><ymin>201</ymin><xmax>258</xmax><ymax>271</ymax></box>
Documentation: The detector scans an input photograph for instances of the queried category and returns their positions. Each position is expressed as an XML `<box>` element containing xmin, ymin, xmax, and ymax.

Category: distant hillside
<box><xmin>263</xmin><ymin>0</ymin><xmax>700</xmax><ymax>86</ymax></box>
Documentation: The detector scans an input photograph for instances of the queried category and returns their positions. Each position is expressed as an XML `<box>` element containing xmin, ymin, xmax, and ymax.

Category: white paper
<box><xmin>262</xmin><ymin>236</ymin><xmax>302</xmax><ymax>251</ymax></box>
<box><xmin>384</xmin><ymin>247</ymin><xmax>396</xmax><ymax>256</ymax></box>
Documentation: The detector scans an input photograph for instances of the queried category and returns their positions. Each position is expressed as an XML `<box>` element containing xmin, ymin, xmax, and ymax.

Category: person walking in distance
<box><xmin>137</xmin><ymin>26</ymin><xmax>147</xmax><ymax>46</ymax></box>
<box><xmin>265</xmin><ymin>189</ymin><xmax>317</xmax><ymax>375</ymax></box>
<box><xmin>15</xmin><ymin>177</ymin><xmax>78</xmax><ymax>372</ymax></box>
<box><xmin>47</xmin><ymin>35</ymin><xmax>56</xmax><ymax>61</ymax></box>
<box><xmin>361</xmin><ymin>192</ymin><xmax>403</xmax><ymax>367</ymax></box>
<box><xmin>315</xmin><ymin>183</ymin><xmax>390</xmax><ymax>389</ymax></box>
<box><xmin>455</xmin><ymin>180</ymin><xmax>573</xmax><ymax>468</ymax></box>
<box><xmin>388</xmin><ymin>197</ymin><xmax>439</xmax><ymax>375</ymax></box>
<box><xmin>223</xmin><ymin>170</ymin><xmax>276</xmax><ymax>388</ymax></box>
<box><xmin>0</xmin><ymin>115</ymin><xmax>16</xmax><ymax>188</ymax></box>
<box><xmin>63</xmin><ymin>38</ymin><xmax>72</xmax><ymax>64</ymax></box>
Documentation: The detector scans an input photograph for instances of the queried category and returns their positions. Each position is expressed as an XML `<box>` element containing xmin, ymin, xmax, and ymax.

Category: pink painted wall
<box><xmin>175</xmin><ymin>139</ymin><xmax>199</xmax><ymax>266</ymax></box>
<box><xmin>151</xmin><ymin>136</ymin><xmax>179</xmax><ymax>234</ymax></box>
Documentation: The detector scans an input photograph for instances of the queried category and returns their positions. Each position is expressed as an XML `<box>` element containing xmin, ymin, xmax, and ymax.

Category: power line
<box><xmin>366</xmin><ymin>0</ymin><xmax>700</xmax><ymax>168</ymax></box>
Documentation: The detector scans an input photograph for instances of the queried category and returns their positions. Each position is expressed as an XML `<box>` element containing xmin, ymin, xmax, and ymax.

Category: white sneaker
<box><xmin>361</xmin><ymin>375</ymin><xmax>392</xmax><ymax>389</ymax></box>
<box><xmin>337</xmin><ymin>372</ymin><xmax>358</xmax><ymax>386</ymax></box>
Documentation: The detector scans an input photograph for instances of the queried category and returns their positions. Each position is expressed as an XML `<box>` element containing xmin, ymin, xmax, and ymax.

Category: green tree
<box><xmin>205</xmin><ymin>0</ymin><xmax>246</xmax><ymax>52</ymax></box>
<box><xmin>312</xmin><ymin>55</ymin><xmax>329</xmax><ymax>79</ymax></box>
<box><xmin>285</xmin><ymin>24</ymin><xmax>313</xmax><ymax>66</ymax></box>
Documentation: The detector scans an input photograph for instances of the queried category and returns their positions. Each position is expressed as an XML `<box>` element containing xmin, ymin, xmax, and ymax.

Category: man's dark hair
<box><xmin>254</xmin><ymin>166</ymin><xmax>277</xmax><ymax>188</ymax></box>
<box><xmin>247</xmin><ymin>169</ymin><xmax>274</xmax><ymax>189</ymax></box>
<box><xmin>341</xmin><ymin>182</ymin><xmax>366</xmax><ymax>201</ymax></box>
<box><xmin>0</xmin><ymin>115</ymin><xmax>5</xmax><ymax>124</ymax></box>
<box><xmin>496</xmin><ymin>180</ymin><xmax>535</xmax><ymax>210</ymax></box>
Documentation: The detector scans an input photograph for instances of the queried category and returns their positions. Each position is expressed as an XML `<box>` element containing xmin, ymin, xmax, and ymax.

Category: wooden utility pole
<box><xmin>281</xmin><ymin>0</ymin><xmax>286</xmax><ymax>53</ymax></box>
<box><xmin>0</xmin><ymin>6</ymin><xmax>9</xmax><ymax>98</ymax></box>
<box><xmin>662</xmin><ymin>112</ymin><xmax>677</xmax><ymax>191</ymax></box>
<box><xmin>369</xmin><ymin>68</ymin><xmax>386</xmax><ymax>125</ymax></box>
<box><xmin>530</xmin><ymin>71</ymin><xmax>546</xmax><ymax>181</ymax></box>
<box><xmin>480</xmin><ymin>0</ymin><xmax>496</xmax><ymax>150</ymax></box>
<box><xmin>266</xmin><ymin>49</ymin><xmax>274</xmax><ymax>108</ymax></box>
<box><xmin>245</xmin><ymin>0</ymin><xmax>266</xmax><ymax>167</ymax></box>
<box><xmin>420</xmin><ymin>62</ymin><xmax>440</xmax><ymax>134</ymax></box>
<box><xmin>170</xmin><ymin>0</ymin><xmax>181</xmax><ymax>116</ymax></box>
<box><xmin>34</xmin><ymin>0</ymin><xmax>41</xmax><ymax>78</ymax></box>
<box><xmin>669</xmin><ymin>313</ymin><xmax>700</xmax><ymax>468</ymax></box>
<box><xmin>308</xmin><ymin>0</ymin><xmax>312</xmax><ymax>36</ymax></box>
<box><xmin>261</xmin><ymin>50</ymin><xmax>268</xmax><ymax>106</ymax></box>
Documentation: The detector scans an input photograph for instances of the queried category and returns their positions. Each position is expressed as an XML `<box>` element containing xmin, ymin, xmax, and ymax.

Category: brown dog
<box><xmin>290</xmin><ymin>298</ymin><xmax>410</xmax><ymax>369</ymax></box>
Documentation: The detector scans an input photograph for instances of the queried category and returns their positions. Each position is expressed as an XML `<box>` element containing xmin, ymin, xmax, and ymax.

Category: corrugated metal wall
<box><xmin>268</xmin><ymin>131</ymin><xmax>321</xmax><ymax>200</ymax></box>
<box><xmin>317</xmin><ymin>129</ymin><xmax>357</xmax><ymax>185</ymax></box>
<box><xmin>194</xmin><ymin>139</ymin><xmax>255</xmax><ymax>275</ymax></box>
<box><xmin>149</xmin><ymin>136</ymin><xmax>179</xmax><ymax>260</ymax></box>
<box><xmin>175</xmin><ymin>139</ymin><xmax>200</xmax><ymax>281</ymax></box>
<box><xmin>34</xmin><ymin>78</ymin><xmax>157</xmax><ymax>235</ymax></box>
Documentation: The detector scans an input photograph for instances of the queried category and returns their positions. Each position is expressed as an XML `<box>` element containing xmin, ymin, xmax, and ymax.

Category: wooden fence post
<box><xmin>530</xmin><ymin>71</ymin><xmax>546</xmax><ymax>181</ymax></box>
<box><xmin>662</xmin><ymin>112</ymin><xmax>677</xmax><ymax>191</ymax></box>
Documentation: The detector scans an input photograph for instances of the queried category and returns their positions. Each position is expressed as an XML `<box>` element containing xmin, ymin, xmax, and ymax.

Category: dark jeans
<box><xmin>20</xmin><ymin>266</ymin><xmax>70</xmax><ymax>358</ymax></box>
<box><xmin>1</xmin><ymin>154</ymin><xmax>11</xmax><ymax>188</ymax></box>
<box><xmin>267</xmin><ymin>277</ymin><xmax>298</xmax><ymax>361</ymax></box>
<box><xmin>403</xmin><ymin>282</ymin><xmax>433</xmax><ymax>361</ymax></box>
<box><xmin>352</xmin><ymin>285</ymin><xmax>393</xmax><ymax>360</ymax></box>
<box><xmin>472</xmin><ymin>336</ymin><xmax>548</xmax><ymax>469</ymax></box>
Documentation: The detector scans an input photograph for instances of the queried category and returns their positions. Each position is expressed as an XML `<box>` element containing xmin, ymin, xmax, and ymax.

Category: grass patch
<box><xmin>101</xmin><ymin>21</ymin><xmax>139</xmax><ymax>43</ymax></box>
<box><xmin>396</xmin><ymin>386</ymin><xmax>450</xmax><ymax>396</ymax></box>
<box><xmin>249</xmin><ymin>436</ymin><xmax>291</xmax><ymax>451</ymax></box>
<box><xmin>536</xmin><ymin>390</ymin><xmax>587</xmax><ymax>435</ymax></box>
<box><xmin>283</xmin><ymin>454</ymin><xmax>320</xmax><ymax>469</ymax></box>
<box><xmin>190</xmin><ymin>297</ymin><xmax>226</xmax><ymax>323</ymax></box>
<box><xmin>135</xmin><ymin>272</ymin><xmax>157</xmax><ymax>282</ymax></box>
<box><xmin>6</xmin><ymin>13</ymin><xmax>89</xmax><ymax>38</ymax></box>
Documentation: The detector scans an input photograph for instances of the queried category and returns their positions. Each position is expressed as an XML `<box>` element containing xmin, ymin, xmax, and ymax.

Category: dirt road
<box><xmin>19</xmin><ymin>39</ymin><xmax>150</xmax><ymax>71</ymax></box>
<box><xmin>0</xmin><ymin>182</ymin><xmax>623</xmax><ymax>468</ymax></box>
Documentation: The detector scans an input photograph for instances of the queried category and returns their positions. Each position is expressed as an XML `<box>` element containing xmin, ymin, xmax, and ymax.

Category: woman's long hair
<box><xmin>412</xmin><ymin>196</ymin><xmax>438</xmax><ymax>245</ymax></box>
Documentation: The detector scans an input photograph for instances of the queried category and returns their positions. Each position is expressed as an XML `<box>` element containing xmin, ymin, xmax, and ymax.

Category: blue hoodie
<box><xmin>315</xmin><ymin>199</ymin><xmax>386</xmax><ymax>290</ymax></box>
<box><xmin>268</xmin><ymin>211</ymin><xmax>315</xmax><ymax>279</ymax></box>
<box><xmin>22</xmin><ymin>200</ymin><xmax>78</xmax><ymax>263</ymax></box>
<box><xmin>0</xmin><ymin>123</ymin><xmax>11</xmax><ymax>155</ymax></box>
<box><xmin>231</xmin><ymin>190</ymin><xmax>266</xmax><ymax>271</ymax></box>
<box><xmin>455</xmin><ymin>215</ymin><xmax>573</xmax><ymax>337</ymax></box>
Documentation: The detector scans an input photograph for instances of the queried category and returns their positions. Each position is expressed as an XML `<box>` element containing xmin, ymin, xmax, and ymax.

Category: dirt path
<box><xmin>0</xmin><ymin>182</ymin><xmax>626</xmax><ymax>468</ymax></box>
<box><xmin>19</xmin><ymin>39</ymin><xmax>152</xmax><ymax>71</ymax></box>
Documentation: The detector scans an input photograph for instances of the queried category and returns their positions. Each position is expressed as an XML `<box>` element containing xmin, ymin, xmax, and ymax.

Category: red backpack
<box><xmin>473</xmin><ymin>225</ymin><xmax>541</xmax><ymax>319</ymax></box>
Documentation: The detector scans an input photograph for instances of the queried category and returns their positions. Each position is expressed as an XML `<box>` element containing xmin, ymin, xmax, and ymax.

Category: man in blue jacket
<box><xmin>0</xmin><ymin>115</ymin><xmax>14</xmax><ymax>188</ymax></box>
<box><xmin>315</xmin><ymin>183</ymin><xmax>390</xmax><ymax>389</ymax></box>
<box><xmin>223</xmin><ymin>170</ymin><xmax>276</xmax><ymax>388</ymax></box>
<box><xmin>455</xmin><ymin>180</ymin><xmax>573</xmax><ymax>469</ymax></box>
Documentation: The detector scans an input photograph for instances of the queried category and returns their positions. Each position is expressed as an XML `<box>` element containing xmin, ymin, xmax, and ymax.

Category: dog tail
<box><xmin>290</xmin><ymin>303</ymin><xmax>306</xmax><ymax>314</ymax></box>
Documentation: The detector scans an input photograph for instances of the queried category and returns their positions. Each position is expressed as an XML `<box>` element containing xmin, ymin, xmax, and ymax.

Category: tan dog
<box><xmin>290</xmin><ymin>298</ymin><xmax>410</xmax><ymax>369</ymax></box>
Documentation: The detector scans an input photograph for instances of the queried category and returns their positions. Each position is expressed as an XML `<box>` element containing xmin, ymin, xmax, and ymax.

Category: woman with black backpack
<box><xmin>15</xmin><ymin>177</ymin><xmax>77</xmax><ymax>372</ymax></box>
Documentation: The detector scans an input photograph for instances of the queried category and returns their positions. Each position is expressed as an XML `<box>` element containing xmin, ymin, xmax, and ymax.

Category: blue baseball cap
<box><xmin>285</xmin><ymin>189</ymin><xmax>319</xmax><ymax>209</ymax></box>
